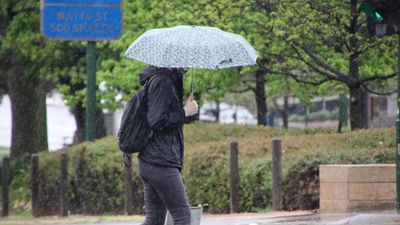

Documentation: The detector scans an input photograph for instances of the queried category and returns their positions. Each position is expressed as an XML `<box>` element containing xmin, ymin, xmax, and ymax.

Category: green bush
<box><xmin>282</xmin><ymin>145</ymin><xmax>395</xmax><ymax>211</ymax></box>
<box><xmin>283</xmin><ymin>155</ymin><xmax>320</xmax><ymax>211</ymax></box>
<box><xmin>7</xmin><ymin>124</ymin><xmax>396</xmax><ymax>215</ymax></box>
<box><xmin>15</xmin><ymin>138</ymin><xmax>145</xmax><ymax>216</ymax></box>
<box><xmin>183</xmin><ymin>146</ymin><xmax>230</xmax><ymax>213</ymax></box>
<box><xmin>240</xmin><ymin>160</ymin><xmax>273</xmax><ymax>211</ymax></box>
<box><xmin>8</xmin><ymin>156</ymin><xmax>30</xmax><ymax>212</ymax></box>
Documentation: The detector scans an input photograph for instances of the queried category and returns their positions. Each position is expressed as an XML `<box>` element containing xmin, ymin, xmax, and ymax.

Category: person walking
<box><xmin>137</xmin><ymin>66</ymin><xmax>198</xmax><ymax>225</ymax></box>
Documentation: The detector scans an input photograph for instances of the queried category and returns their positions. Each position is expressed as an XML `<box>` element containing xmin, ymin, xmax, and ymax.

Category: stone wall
<box><xmin>320</xmin><ymin>164</ymin><xmax>395</xmax><ymax>212</ymax></box>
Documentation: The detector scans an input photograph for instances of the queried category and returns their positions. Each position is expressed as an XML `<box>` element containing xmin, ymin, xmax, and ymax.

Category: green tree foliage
<box><xmin>96</xmin><ymin>1</ymin><xmax>161</xmax><ymax>108</ymax></box>
<box><xmin>70</xmin><ymin>0</ymin><xmax>338</xmax><ymax>128</ymax></box>
<box><xmin>97</xmin><ymin>0</ymin><xmax>246</xmax><ymax>111</ymax></box>
<box><xmin>0</xmin><ymin>0</ymin><xmax>58</xmax><ymax>157</ymax></box>
<box><xmin>269</xmin><ymin>0</ymin><xmax>397</xmax><ymax>129</ymax></box>
<box><xmin>163</xmin><ymin>0</ymin><xmax>330</xmax><ymax>126</ymax></box>
<box><xmin>159</xmin><ymin>0</ymin><xmax>270</xmax><ymax>125</ymax></box>
<box><xmin>2</xmin><ymin>0</ymin><xmax>397</xmax><ymax>161</ymax></box>
<box><xmin>49</xmin><ymin>41</ymin><xmax>116</xmax><ymax>143</ymax></box>
<box><xmin>0</xmin><ymin>0</ymin><xmax>114</xmax><ymax>155</ymax></box>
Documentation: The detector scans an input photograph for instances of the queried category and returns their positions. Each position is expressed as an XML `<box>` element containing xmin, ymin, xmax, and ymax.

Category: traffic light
<box><xmin>360</xmin><ymin>0</ymin><xmax>400</xmax><ymax>36</ymax></box>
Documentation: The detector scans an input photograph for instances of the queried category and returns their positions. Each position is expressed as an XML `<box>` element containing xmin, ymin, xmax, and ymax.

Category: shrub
<box><xmin>183</xmin><ymin>145</ymin><xmax>230</xmax><ymax>213</ymax></box>
<box><xmin>21</xmin><ymin>138</ymin><xmax>145</xmax><ymax>215</ymax></box>
<box><xmin>184</xmin><ymin>148</ymin><xmax>273</xmax><ymax>213</ymax></box>
<box><xmin>6</xmin><ymin>124</ymin><xmax>396</xmax><ymax>215</ymax></box>
<box><xmin>8</xmin><ymin>156</ymin><xmax>30</xmax><ymax>212</ymax></box>
<box><xmin>240</xmin><ymin>160</ymin><xmax>273</xmax><ymax>211</ymax></box>
<box><xmin>282</xmin><ymin>144</ymin><xmax>395</xmax><ymax>211</ymax></box>
<box><xmin>282</xmin><ymin>155</ymin><xmax>320</xmax><ymax>211</ymax></box>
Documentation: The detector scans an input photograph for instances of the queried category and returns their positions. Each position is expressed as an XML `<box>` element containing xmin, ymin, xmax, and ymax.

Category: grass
<box><xmin>255</xmin><ymin>207</ymin><xmax>273</xmax><ymax>213</ymax></box>
<box><xmin>184</xmin><ymin>123</ymin><xmax>395</xmax><ymax>173</ymax></box>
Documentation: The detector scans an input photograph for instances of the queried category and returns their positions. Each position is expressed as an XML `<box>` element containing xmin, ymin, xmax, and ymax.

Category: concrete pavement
<box><xmin>198</xmin><ymin>213</ymin><xmax>400</xmax><ymax>225</ymax></box>
<box><xmin>50</xmin><ymin>212</ymin><xmax>400</xmax><ymax>225</ymax></box>
<box><xmin>2</xmin><ymin>211</ymin><xmax>400</xmax><ymax>225</ymax></box>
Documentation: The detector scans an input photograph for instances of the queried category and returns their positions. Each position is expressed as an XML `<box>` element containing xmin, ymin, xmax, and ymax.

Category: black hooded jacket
<box><xmin>138</xmin><ymin>66</ymin><xmax>192</xmax><ymax>170</ymax></box>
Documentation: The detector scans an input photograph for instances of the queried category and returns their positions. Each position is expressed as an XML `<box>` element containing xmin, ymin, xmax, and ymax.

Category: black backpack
<box><xmin>118</xmin><ymin>77</ymin><xmax>154</xmax><ymax>156</ymax></box>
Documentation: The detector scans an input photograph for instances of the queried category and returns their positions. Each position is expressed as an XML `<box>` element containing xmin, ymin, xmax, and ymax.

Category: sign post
<box><xmin>41</xmin><ymin>0</ymin><xmax>122</xmax><ymax>141</ymax></box>
<box><xmin>86</xmin><ymin>41</ymin><xmax>97</xmax><ymax>141</ymax></box>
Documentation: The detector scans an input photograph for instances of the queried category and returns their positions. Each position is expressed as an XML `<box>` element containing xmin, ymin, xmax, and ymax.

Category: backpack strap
<box><xmin>143</xmin><ymin>70</ymin><xmax>173</xmax><ymax>100</ymax></box>
<box><xmin>143</xmin><ymin>75</ymin><xmax>158</xmax><ymax>103</ymax></box>
<box><xmin>143</xmin><ymin>75</ymin><xmax>158</xmax><ymax>139</ymax></box>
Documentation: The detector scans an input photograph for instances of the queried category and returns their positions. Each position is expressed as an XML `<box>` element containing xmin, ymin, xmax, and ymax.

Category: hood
<box><xmin>139</xmin><ymin>66</ymin><xmax>160</xmax><ymax>86</ymax></box>
<box><xmin>139</xmin><ymin>66</ymin><xmax>186</xmax><ymax>86</ymax></box>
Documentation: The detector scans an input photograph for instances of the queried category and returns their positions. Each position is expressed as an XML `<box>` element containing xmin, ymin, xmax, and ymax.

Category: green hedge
<box><xmin>26</xmin><ymin>138</ymin><xmax>274</xmax><ymax>215</ymax></box>
<box><xmin>283</xmin><ymin>141</ymin><xmax>395</xmax><ymax>211</ymax></box>
<box><xmin>7</xmin><ymin>124</ymin><xmax>396</xmax><ymax>215</ymax></box>
<box><xmin>32</xmin><ymin>139</ymin><xmax>144</xmax><ymax>215</ymax></box>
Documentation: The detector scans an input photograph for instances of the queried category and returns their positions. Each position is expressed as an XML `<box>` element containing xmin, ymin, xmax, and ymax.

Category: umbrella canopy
<box><xmin>124</xmin><ymin>25</ymin><xmax>258</xmax><ymax>70</ymax></box>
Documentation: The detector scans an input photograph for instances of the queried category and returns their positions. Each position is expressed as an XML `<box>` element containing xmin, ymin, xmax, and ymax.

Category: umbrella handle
<box><xmin>191</xmin><ymin>68</ymin><xmax>194</xmax><ymax>95</ymax></box>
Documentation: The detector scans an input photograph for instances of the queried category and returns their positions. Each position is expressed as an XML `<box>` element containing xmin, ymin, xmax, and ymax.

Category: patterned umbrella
<box><xmin>124</xmin><ymin>25</ymin><xmax>258</xmax><ymax>70</ymax></box>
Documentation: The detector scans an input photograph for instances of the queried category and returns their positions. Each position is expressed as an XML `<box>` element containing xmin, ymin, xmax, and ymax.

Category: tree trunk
<box><xmin>72</xmin><ymin>103</ymin><xmax>85</xmax><ymax>144</ymax></box>
<box><xmin>95</xmin><ymin>107</ymin><xmax>107</xmax><ymax>138</ymax></box>
<box><xmin>7</xmin><ymin>59</ymin><xmax>48</xmax><ymax>158</ymax></box>
<box><xmin>211</xmin><ymin>100</ymin><xmax>220</xmax><ymax>123</ymax></box>
<box><xmin>348</xmin><ymin>47</ymin><xmax>367</xmax><ymax>130</ymax></box>
<box><xmin>72</xmin><ymin>101</ymin><xmax>107</xmax><ymax>144</ymax></box>
<box><xmin>347</xmin><ymin>0</ymin><xmax>367</xmax><ymax>130</ymax></box>
<box><xmin>349</xmin><ymin>85</ymin><xmax>368</xmax><ymax>130</ymax></box>
<box><xmin>282</xmin><ymin>96</ymin><xmax>289</xmax><ymax>129</ymax></box>
<box><xmin>255</xmin><ymin>68</ymin><xmax>267</xmax><ymax>126</ymax></box>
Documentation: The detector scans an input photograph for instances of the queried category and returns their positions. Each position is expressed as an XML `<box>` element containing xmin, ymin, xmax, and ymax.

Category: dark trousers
<box><xmin>138</xmin><ymin>159</ymin><xmax>191</xmax><ymax>225</ymax></box>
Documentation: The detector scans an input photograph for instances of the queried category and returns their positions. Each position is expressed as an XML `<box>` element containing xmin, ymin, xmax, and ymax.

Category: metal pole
<box><xmin>229</xmin><ymin>141</ymin><xmax>240</xmax><ymax>213</ymax></box>
<box><xmin>191</xmin><ymin>68</ymin><xmax>194</xmax><ymax>94</ymax></box>
<box><xmin>1</xmin><ymin>157</ymin><xmax>10</xmax><ymax>217</ymax></box>
<box><xmin>396</xmin><ymin>34</ymin><xmax>400</xmax><ymax>213</ymax></box>
<box><xmin>60</xmin><ymin>153</ymin><xmax>68</xmax><ymax>217</ymax></box>
<box><xmin>124</xmin><ymin>154</ymin><xmax>133</xmax><ymax>215</ymax></box>
<box><xmin>86</xmin><ymin>41</ymin><xmax>96</xmax><ymax>141</ymax></box>
<box><xmin>31</xmin><ymin>154</ymin><xmax>39</xmax><ymax>217</ymax></box>
<box><xmin>272</xmin><ymin>138</ymin><xmax>282</xmax><ymax>211</ymax></box>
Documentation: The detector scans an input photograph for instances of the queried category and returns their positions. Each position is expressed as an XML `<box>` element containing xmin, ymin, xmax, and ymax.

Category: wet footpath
<box><xmin>2</xmin><ymin>211</ymin><xmax>400</xmax><ymax>225</ymax></box>
<box><xmin>57</xmin><ymin>211</ymin><xmax>400</xmax><ymax>225</ymax></box>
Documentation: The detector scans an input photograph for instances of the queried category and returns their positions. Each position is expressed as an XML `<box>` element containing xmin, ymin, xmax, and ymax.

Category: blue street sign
<box><xmin>43</xmin><ymin>0</ymin><xmax>122</xmax><ymax>5</ymax></box>
<box><xmin>41</xmin><ymin>0</ymin><xmax>122</xmax><ymax>40</ymax></box>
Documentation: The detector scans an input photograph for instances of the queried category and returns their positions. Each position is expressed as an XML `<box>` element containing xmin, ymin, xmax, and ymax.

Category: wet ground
<box><xmin>53</xmin><ymin>212</ymin><xmax>400</xmax><ymax>225</ymax></box>
<box><xmin>2</xmin><ymin>211</ymin><xmax>400</xmax><ymax>225</ymax></box>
